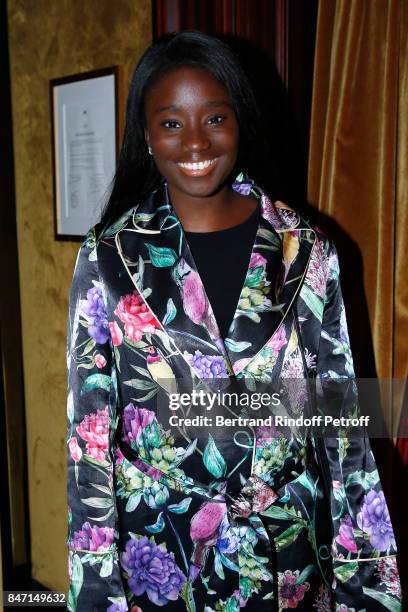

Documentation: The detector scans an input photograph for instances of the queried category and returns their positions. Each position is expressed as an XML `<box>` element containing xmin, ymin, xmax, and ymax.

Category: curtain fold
<box><xmin>308</xmin><ymin>0</ymin><xmax>407</xmax><ymax>430</ymax></box>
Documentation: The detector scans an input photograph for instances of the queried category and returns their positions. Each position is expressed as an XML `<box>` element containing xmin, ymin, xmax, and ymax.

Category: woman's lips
<box><xmin>176</xmin><ymin>157</ymin><xmax>219</xmax><ymax>177</ymax></box>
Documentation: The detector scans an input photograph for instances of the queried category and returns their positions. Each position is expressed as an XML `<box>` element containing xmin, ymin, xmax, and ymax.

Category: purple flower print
<box><xmin>216</xmin><ymin>513</ymin><xmax>239</xmax><ymax>555</ymax></box>
<box><xmin>185</xmin><ymin>350</ymin><xmax>228</xmax><ymax>378</ymax></box>
<box><xmin>261</xmin><ymin>195</ymin><xmax>299</xmax><ymax>228</ymax></box>
<box><xmin>357</xmin><ymin>489</ymin><xmax>396</xmax><ymax>552</ymax></box>
<box><xmin>123</xmin><ymin>404</ymin><xmax>156</xmax><ymax>447</ymax></box>
<box><xmin>336</xmin><ymin>515</ymin><xmax>357</xmax><ymax>553</ymax></box>
<box><xmin>121</xmin><ymin>535</ymin><xmax>186</xmax><ymax>606</ymax></box>
<box><xmin>71</xmin><ymin>521</ymin><xmax>114</xmax><ymax>552</ymax></box>
<box><xmin>81</xmin><ymin>285</ymin><xmax>109</xmax><ymax>344</ymax></box>
<box><xmin>107</xmin><ymin>597</ymin><xmax>128</xmax><ymax>612</ymax></box>
<box><xmin>232</xmin><ymin>180</ymin><xmax>252</xmax><ymax>195</ymax></box>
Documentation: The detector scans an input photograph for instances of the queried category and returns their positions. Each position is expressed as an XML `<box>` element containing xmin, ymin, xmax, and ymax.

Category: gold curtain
<box><xmin>308</xmin><ymin>0</ymin><xmax>408</xmax><ymax>433</ymax></box>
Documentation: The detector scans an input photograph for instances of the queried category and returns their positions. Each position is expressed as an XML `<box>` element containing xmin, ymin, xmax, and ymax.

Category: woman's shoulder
<box><xmin>81</xmin><ymin>206</ymin><xmax>138</xmax><ymax>251</ymax></box>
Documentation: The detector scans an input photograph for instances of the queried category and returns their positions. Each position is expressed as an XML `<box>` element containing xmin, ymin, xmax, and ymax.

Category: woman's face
<box><xmin>143</xmin><ymin>66</ymin><xmax>240</xmax><ymax>200</ymax></box>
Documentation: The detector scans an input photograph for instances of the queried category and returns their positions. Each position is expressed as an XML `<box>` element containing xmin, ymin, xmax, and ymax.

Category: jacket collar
<box><xmin>111</xmin><ymin>174</ymin><xmax>316</xmax><ymax>377</ymax></box>
<box><xmin>119</xmin><ymin>173</ymin><xmax>303</xmax><ymax>235</ymax></box>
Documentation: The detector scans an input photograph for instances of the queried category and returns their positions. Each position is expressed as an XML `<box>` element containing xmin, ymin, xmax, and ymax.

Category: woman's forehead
<box><xmin>144</xmin><ymin>66</ymin><xmax>231</xmax><ymax>110</ymax></box>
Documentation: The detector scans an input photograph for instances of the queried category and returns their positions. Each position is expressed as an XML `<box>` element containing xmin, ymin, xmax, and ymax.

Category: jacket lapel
<box><xmin>223</xmin><ymin>181</ymin><xmax>317</xmax><ymax>374</ymax></box>
<box><xmin>113</xmin><ymin>183</ymin><xmax>231</xmax><ymax>379</ymax></box>
<box><xmin>112</xmin><ymin>177</ymin><xmax>316</xmax><ymax>380</ymax></box>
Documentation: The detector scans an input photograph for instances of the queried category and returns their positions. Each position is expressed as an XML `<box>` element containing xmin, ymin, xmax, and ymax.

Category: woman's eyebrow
<box><xmin>155</xmin><ymin>100</ymin><xmax>233</xmax><ymax>113</ymax></box>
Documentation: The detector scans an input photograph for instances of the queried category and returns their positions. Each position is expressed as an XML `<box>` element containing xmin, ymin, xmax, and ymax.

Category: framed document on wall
<box><xmin>50</xmin><ymin>66</ymin><xmax>123</xmax><ymax>240</ymax></box>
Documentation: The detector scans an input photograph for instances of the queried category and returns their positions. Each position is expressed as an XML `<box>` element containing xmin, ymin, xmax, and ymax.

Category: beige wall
<box><xmin>7</xmin><ymin>0</ymin><xmax>152</xmax><ymax>591</ymax></box>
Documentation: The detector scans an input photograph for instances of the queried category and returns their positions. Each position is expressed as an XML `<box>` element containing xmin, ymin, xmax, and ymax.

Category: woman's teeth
<box><xmin>178</xmin><ymin>158</ymin><xmax>218</xmax><ymax>170</ymax></box>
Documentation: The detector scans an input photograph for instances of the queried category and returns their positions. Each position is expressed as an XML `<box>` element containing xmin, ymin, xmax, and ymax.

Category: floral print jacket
<box><xmin>66</xmin><ymin>175</ymin><xmax>401</xmax><ymax>611</ymax></box>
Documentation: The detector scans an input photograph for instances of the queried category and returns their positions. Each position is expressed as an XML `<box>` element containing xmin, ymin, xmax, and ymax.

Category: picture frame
<box><xmin>50</xmin><ymin>66</ymin><xmax>123</xmax><ymax>241</ymax></box>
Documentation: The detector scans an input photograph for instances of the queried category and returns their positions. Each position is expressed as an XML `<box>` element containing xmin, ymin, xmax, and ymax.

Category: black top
<box><xmin>184</xmin><ymin>204</ymin><xmax>260</xmax><ymax>339</ymax></box>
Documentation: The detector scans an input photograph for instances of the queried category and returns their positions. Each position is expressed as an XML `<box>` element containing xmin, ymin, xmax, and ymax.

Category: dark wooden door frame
<box><xmin>0</xmin><ymin>0</ymin><xmax>31</xmax><ymax>589</ymax></box>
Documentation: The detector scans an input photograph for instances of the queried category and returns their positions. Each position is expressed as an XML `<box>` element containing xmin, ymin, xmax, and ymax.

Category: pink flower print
<box><xmin>313</xmin><ymin>584</ymin><xmax>331</xmax><ymax>611</ymax></box>
<box><xmin>375</xmin><ymin>557</ymin><xmax>401</xmax><ymax>599</ymax></box>
<box><xmin>94</xmin><ymin>353</ymin><xmax>107</xmax><ymax>369</ymax></box>
<box><xmin>114</xmin><ymin>291</ymin><xmax>160</xmax><ymax>343</ymax></box>
<box><xmin>76</xmin><ymin>407</ymin><xmax>110</xmax><ymax>462</ymax></box>
<box><xmin>68</xmin><ymin>437</ymin><xmax>82</xmax><ymax>462</ymax></box>
<box><xmin>109</xmin><ymin>321</ymin><xmax>123</xmax><ymax>346</ymax></box>
<box><xmin>249</xmin><ymin>252</ymin><xmax>267</xmax><ymax>269</ymax></box>
<box><xmin>233</xmin><ymin>357</ymin><xmax>252</xmax><ymax>375</ymax></box>
<box><xmin>267</xmin><ymin>325</ymin><xmax>287</xmax><ymax>356</ymax></box>
<box><xmin>189</xmin><ymin>496</ymin><xmax>227</xmax><ymax>581</ymax></box>
<box><xmin>175</xmin><ymin>258</ymin><xmax>220</xmax><ymax>340</ymax></box>
<box><xmin>190</xmin><ymin>499</ymin><xmax>227</xmax><ymax>542</ymax></box>
<box><xmin>181</xmin><ymin>268</ymin><xmax>208</xmax><ymax>324</ymax></box>
<box><xmin>336</xmin><ymin>515</ymin><xmax>358</xmax><ymax>553</ymax></box>
<box><xmin>256</xmin><ymin>424</ymin><xmax>279</xmax><ymax>446</ymax></box>
<box><xmin>278</xmin><ymin>569</ymin><xmax>310</xmax><ymax>608</ymax></box>
<box><xmin>305</xmin><ymin>239</ymin><xmax>326</xmax><ymax>299</ymax></box>
<box><xmin>261</xmin><ymin>195</ymin><xmax>281</xmax><ymax>226</ymax></box>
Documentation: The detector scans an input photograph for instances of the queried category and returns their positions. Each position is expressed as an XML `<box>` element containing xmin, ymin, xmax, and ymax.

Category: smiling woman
<box><xmin>143</xmin><ymin>66</ymin><xmax>243</xmax><ymax>221</ymax></box>
<box><xmin>66</xmin><ymin>31</ymin><xmax>401</xmax><ymax>611</ymax></box>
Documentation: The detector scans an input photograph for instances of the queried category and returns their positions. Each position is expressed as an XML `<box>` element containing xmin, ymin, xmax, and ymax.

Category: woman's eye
<box><xmin>207</xmin><ymin>115</ymin><xmax>225</xmax><ymax>125</ymax></box>
<box><xmin>161</xmin><ymin>119</ymin><xmax>181</xmax><ymax>129</ymax></box>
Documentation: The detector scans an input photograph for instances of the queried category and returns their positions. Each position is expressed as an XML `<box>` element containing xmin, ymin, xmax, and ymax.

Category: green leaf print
<box><xmin>256</xmin><ymin>227</ymin><xmax>281</xmax><ymax>247</ymax></box>
<box><xmin>214</xmin><ymin>549</ymin><xmax>225</xmax><ymax>579</ymax></box>
<box><xmin>163</xmin><ymin>298</ymin><xmax>177</xmax><ymax>325</ymax></box>
<box><xmin>362</xmin><ymin>587</ymin><xmax>402</xmax><ymax>612</ymax></box>
<box><xmin>124</xmin><ymin>378</ymin><xmax>157</xmax><ymax>390</ymax></box>
<box><xmin>333</xmin><ymin>561</ymin><xmax>359</xmax><ymax>583</ymax></box>
<box><xmin>295</xmin><ymin>471</ymin><xmax>315</xmax><ymax>497</ymax></box>
<box><xmin>87</xmin><ymin>507</ymin><xmax>115</xmax><ymax>522</ymax></box>
<box><xmin>203</xmin><ymin>435</ymin><xmax>227</xmax><ymax>479</ymax></box>
<box><xmin>299</xmin><ymin>283</ymin><xmax>324</xmax><ymax>321</ymax></box>
<box><xmin>345</xmin><ymin>469</ymin><xmax>380</xmax><ymax>490</ymax></box>
<box><xmin>219</xmin><ymin>552</ymin><xmax>239</xmax><ymax>573</ymax></box>
<box><xmin>296</xmin><ymin>564</ymin><xmax>315</xmax><ymax>584</ymax></box>
<box><xmin>168</xmin><ymin>497</ymin><xmax>192</xmax><ymax>513</ymax></box>
<box><xmin>99</xmin><ymin>554</ymin><xmax>113</xmax><ymax>578</ymax></box>
<box><xmin>81</xmin><ymin>496</ymin><xmax>114</xmax><ymax>509</ymax></box>
<box><xmin>80</xmin><ymin>373</ymin><xmax>111</xmax><ymax>395</ymax></box>
<box><xmin>125</xmin><ymin>492</ymin><xmax>142</xmax><ymax>512</ymax></box>
<box><xmin>274</xmin><ymin>523</ymin><xmax>304</xmax><ymax>551</ymax></box>
<box><xmin>145</xmin><ymin>512</ymin><xmax>165</xmax><ymax>533</ymax></box>
<box><xmin>261</xmin><ymin>504</ymin><xmax>302</xmax><ymax>522</ymax></box>
<box><xmin>146</xmin><ymin>243</ymin><xmax>178</xmax><ymax>267</ymax></box>
<box><xmin>224</xmin><ymin>338</ymin><xmax>252</xmax><ymax>352</ymax></box>
<box><xmin>180</xmin><ymin>580</ymin><xmax>196</xmax><ymax>612</ymax></box>
<box><xmin>79</xmin><ymin>338</ymin><xmax>95</xmax><ymax>357</ymax></box>
<box><xmin>68</xmin><ymin>553</ymin><xmax>83</xmax><ymax>612</ymax></box>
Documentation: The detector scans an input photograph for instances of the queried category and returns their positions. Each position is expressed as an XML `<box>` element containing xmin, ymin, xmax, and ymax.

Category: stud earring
<box><xmin>148</xmin><ymin>145</ymin><xmax>153</xmax><ymax>155</ymax></box>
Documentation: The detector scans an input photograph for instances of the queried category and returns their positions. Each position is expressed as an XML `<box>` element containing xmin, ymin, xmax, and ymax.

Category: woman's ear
<box><xmin>144</xmin><ymin>128</ymin><xmax>149</xmax><ymax>146</ymax></box>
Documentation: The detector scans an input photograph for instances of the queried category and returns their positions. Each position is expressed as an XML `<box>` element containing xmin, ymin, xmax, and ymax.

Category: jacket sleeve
<box><xmin>66</xmin><ymin>229</ymin><xmax>128</xmax><ymax>612</ymax></box>
<box><xmin>315</xmin><ymin>241</ymin><xmax>402</xmax><ymax>610</ymax></box>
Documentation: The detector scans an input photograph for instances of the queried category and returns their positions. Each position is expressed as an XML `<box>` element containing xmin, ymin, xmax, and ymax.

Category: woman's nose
<box><xmin>182</xmin><ymin>126</ymin><xmax>210</xmax><ymax>152</ymax></box>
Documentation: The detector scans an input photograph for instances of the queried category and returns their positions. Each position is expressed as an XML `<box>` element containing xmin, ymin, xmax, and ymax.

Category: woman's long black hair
<box><xmin>98</xmin><ymin>30</ymin><xmax>271</xmax><ymax>237</ymax></box>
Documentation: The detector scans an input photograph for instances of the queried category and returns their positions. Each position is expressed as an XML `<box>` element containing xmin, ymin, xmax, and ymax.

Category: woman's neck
<box><xmin>168</xmin><ymin>184</ymin><xmax>258</xmax><ymax>232</ymax></box>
